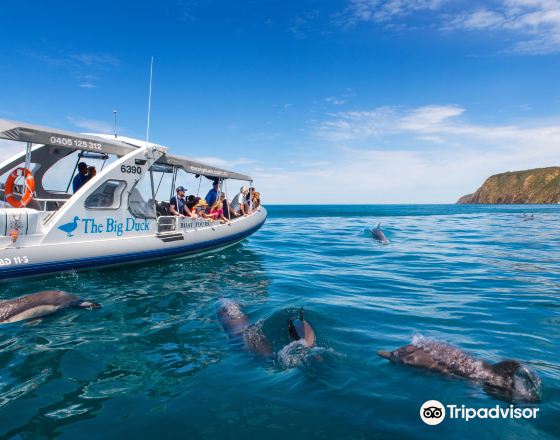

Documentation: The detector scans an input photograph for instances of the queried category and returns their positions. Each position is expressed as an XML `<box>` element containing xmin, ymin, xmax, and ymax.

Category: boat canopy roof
<box><xmin>156</xmin><ymin>153</ymin><xmax>251</xmax><ymax>181</ymax></box>
<box><xmin>0</xmin><ymin>118</ymin><xmax>252</xmax><ymax>181</ymax></box>
<box><xmin>0</xmin><ymin>118</ymin><xmax>135</xmax><ymax>156</ymax></box>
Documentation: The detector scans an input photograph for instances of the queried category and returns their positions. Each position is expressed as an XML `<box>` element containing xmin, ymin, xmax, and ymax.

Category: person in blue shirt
<box><xmin>205</xmin><ymin>180</ymin><xmax>220</xmax><ymax>208</ymax></box>
<box><xmin>170</xmin><ymin>186</ymin><xmax>196</xmax><ymax>218</ymax></box>
<box><xmin>72</xmin><ymin>162</ymin><xmax>89</xmax><ymax>193</ymax></box>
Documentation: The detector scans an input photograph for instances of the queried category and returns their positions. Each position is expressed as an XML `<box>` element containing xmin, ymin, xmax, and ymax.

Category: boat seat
<box><xmin>128</xmin><ymin>188</ymin><xmax>155</xmax><ymax>218</ymax></box>
<box><xmin>156</xmin><ymin>201</ymin><xmax>170</xmax><ymax>217</ymax></box>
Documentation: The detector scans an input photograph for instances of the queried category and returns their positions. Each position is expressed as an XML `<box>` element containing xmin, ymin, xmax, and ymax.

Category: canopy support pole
<box><xmin>249</xmin><ymin>180</ymin><xmax>253</xmax><ymax>213</ymax></box>
<box><xmin>170</xmin><ymin>166</ymin><xmax>177</xmax><ymax>200</ymax></box>
<box><xmin>100</xmin><ymin>156</ymin><xmax>108</xmax><ymax>171</ymax></box>
<box><xmin>149</xmin><ymin>167</ymin><xmax>157</xmax><ymax>217</ymax></box>
<box><xmin>196</xmin><ymin>174</ymin><xmax>202</xmax><ymax>197</ymax></box>
<box><xmin>155</xmin><ymin>171</ymin><xmax>165</xmax><ymax>198</ymax></box>
<box><xmin>65</xmin><ymin>152</ymin><xmax>83</xmax><ymax>193</ymax></box>
<box><xmin>224</xmin><ymin>179</ymin><xmax>230</xmax><ymax>223</ymax></box>
<box><xmin>24</xmin><ymin>142</ymin><xmax>32</xmax><ymax>171</ymax></box>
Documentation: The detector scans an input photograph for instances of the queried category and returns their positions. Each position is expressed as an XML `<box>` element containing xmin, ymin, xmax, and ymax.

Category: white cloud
<box><xmin>338</xmin><ymin>0</ymin><xmax>446</xmax><ymax>26</ymax></box>
<box><xmin>315</xmin><ymin>106</ymin><xmax>398</xmax><ymax>140</ymax></box>
<box><xmin>399</xmin><ymin>104</ymin><xmax>464</xmax><ymax>131</ymax></box>
<box><xmin>315</xmin><ymin>104</ymin><xmax>560</xmax><ymax>146</ymax></box>
<box><xmin>249</xmin><ymin>104</ymin><xmax>560</xmax><ymax>204</ymax></box>
<box><xmin>446</xmin><ymin>0</ymin><xmax>560</xmax><ymax>54</ymax></box>
<box><xmin>23</xmin><ymin>51</ymin><xmax>120</xmax><ymax>69</ymax></box>
<box><xmin>69</xmin><ymin>53</ymin><xmax>119</xmax><ymax>67</ymax></box>
<box><xmin>193</xmin><ymin>156</ymin><xmax>254</xmax><ymax>169</ymax></box>
<box><xmin>315</xmin><ymin>105</ymin><xmax>466</xmax><ymax>141</ymax></box>
<box><xmin>288</xmin><ymin>10</ymin><xmax>321</xmax><ymax>39</ymax></box>
<box><xmin>336</xmin><ymin>0</ymin><xmax>560</xmax><ymax>54</ymax></box>
<box><xmin>325</xmin><ymin>96</ymin><xmax>347</xmax><ymax>105</ymax></box>
<box><xmin>67</xmin><ymin>116</ymin><xmax>113</xmax><ymax>134</ymax></box>
<box><xmin>253</xmin><ymin>141</ymin><xmax>559</xmax><ymax>204</ymax></box>
<box><xmin>21</xmin><ymin>50</ymin><xmax>120</xmax><ymax>88</ymax></box>
<box><xmin>447</xmin><ymin>9</ymin><xmax>506</xmax><ymax>30</ymax></box>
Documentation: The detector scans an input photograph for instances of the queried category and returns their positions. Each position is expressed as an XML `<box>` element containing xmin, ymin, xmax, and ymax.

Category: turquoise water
<box><xmin>0</xmin><ymin>205</ymin><xmax>559</xmax><ymax>439</ymax></box>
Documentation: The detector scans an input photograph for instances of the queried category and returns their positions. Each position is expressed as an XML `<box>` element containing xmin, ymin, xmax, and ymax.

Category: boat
<box><xmin>0</xmin><ymin>119</ymin><xmax>266</xmax><ymax>281</ymax></box>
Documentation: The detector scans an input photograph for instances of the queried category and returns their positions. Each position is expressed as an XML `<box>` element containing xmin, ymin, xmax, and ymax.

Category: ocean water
<box><xmin>0</xmin><ymin>204</ymin><xmax>559</xmax><ymax>439</ymax></box>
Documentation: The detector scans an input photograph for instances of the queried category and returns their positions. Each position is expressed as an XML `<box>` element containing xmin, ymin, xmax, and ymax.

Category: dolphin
<box><xmin>216</xmin><ymin>298</ymin><xmax>272</xmax><ymax>357</ymax></box>
<box><xmin>371</xmin><ymin>223</ymin><xmax>389</xmax><ymax>245</ymax></box>
<box><xmin>217</xmin><ymin>301</ymin><xmax>318</xmax><ymax>358</ymax></box>
<box><xmin>216</xmin><ymin>298</ymin><xmax>249</xmax><ymax>339</ymax></box>
<box><xmin>0</xmin><ymin>290</ymin><xmax>100</xmax><ymax>324</ymax></box>
<box><xmin>378</xmin><ymin>339</ymin><xmax>541</xmax><ymax>402</ymax></box>
<box><xmin>288</xmin><ymin>307</ymin><xmax>316</xmax><ymax>347</ymax></box>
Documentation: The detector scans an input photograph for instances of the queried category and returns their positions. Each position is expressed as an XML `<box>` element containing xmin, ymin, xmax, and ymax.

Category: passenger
<box><xmin>86</xmin><ymin>166</ymin><xmax>97</xmax><ymax>182</ymax></box>
<box><xmin>186</xmin><ymin>195</ymin><xmax>201</xmax><ymax>212</ymax></box>
<box><xmin>170</xmin><ymin>186</ymin><xmax>196</xmax><ymax>218</ymax></box>
<box><xmin>246</xmin><ymin>188</ymin><xmax>253</xmax><ymax>204</ymax></box>
<box><xmin>246</xmin><ymin>188</ymin><xmax>260</xmax><ymax>210</ymax></box>
<box><xmin>221</xmin><ymin>193</ymin><xmax>233</xmax><ymax>219</ymax></box>
<box><xmin>194</xmin><ymin>199</ymin><xmax>212</xmax><ymax>219</ymax></box>
<box><xmin>205</xmin><ymin>180</ymin><xmax>220</xmax><ymax>208</ymax></box>
<box><xmin>231</xmin><ymin>186</ymin><xmax>250</xmax><ymax>217</ymax></box>
<box><xmin>209</xmin><ymin>196</ymin><xmax>228</xmax><ymax>223</ymax></box>
<box><xmin>72</xmin><ymin>162</ymin><xmax>89</xmax><ymax>193</ymax></box>
<box><xmin>252</xmin><ymin>190</ymin><xmax>261</xmax><ymax>209</ymax></box>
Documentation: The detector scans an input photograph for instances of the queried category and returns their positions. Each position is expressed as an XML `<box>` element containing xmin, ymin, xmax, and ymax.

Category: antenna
<box><xmin>113</xmin><ymin>109</ymin><xmax>117</xmax><ymax>138</ymax></box>
<box><xmin>146</xmin><ymin>56</ymin><xmax>154</xmax><ymax>147</ymax></box>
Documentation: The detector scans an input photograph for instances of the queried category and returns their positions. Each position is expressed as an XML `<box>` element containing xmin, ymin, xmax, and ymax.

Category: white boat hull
<box><xmin>0</xmin><ymin>208</ymin><xmax>266</xmax><ymax>281</ymax></box>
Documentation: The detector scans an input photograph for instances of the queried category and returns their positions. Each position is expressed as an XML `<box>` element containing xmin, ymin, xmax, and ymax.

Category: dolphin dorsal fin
<box><xmin>298</xmin><ymin>307</ymin><xmax>304</xmax><ymax>321</ymax></box>
<box><xmin>377</xmin><ymin>223</ymin><xmax>381</xmax><ymax>229</ymax></box>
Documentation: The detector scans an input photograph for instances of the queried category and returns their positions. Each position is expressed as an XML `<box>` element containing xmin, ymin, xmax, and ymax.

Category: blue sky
<box><xmin>1</xmin><ymin>0</ymin><xmax>560</xmax><ymax>203</ymax></box>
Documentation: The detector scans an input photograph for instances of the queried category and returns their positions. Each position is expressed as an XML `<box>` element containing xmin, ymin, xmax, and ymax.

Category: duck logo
<box><xmin>57</xmin><ymin>216</ymin><xmax>81</xmax><ymax>237</ymax></box>
<box><xmin>420</xmin><ymin>400</ymin><xmax>446</xmax><ymax>425</ymax></box>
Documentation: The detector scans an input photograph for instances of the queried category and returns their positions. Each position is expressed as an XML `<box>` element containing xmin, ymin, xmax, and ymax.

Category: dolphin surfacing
<box><xmin>378</xmin><ymin>338</ymin><xmax>541</xmax><ymax>402</ymax></box>
<box><xmin>0</xmin><ymin>290</ymin><xmax>100</xmax><ymax>324</ymax></box>
<box><xmin>371</xmin><ymin>223</ymin><xmax>390</xmax><ymax>245</ymax></box>
<box><xmin>216</xmin><ymin>301</ymin><xmax>319</xmax><ymax>358</ymax></box>
<box><xmin>216</xmin><ymin>298</ymin><xmax>249</xmax><ymax>339</ymax></box>
<box><xmin>216</xmin><ymin>298</ymin><xmax>272</xmax><ymax>357</ymax></box>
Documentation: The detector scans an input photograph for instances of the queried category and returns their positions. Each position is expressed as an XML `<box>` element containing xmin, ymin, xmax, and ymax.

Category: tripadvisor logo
<box><xmin>420</xmin><ymin>400</ymin><xmax>445</xmax><ymax>425</ymax></box>
<box><xmin>420</xmin><ymin>400</ymin><xmax>539</xmax><ymax>425</ymax></box>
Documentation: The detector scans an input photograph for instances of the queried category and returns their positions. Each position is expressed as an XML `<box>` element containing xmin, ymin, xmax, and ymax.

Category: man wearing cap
<box><xmin>204</xmin><ymin>180</ymin><xmax>220</xmax><ymax>208</ymax></box>
<box><xmin>231</xmin><ymin>186</ymin><xmax>250</xmax><ymax>217</ymax></box>
<box><xmin>72</xmin><ymin>162</ymin><xmax>89</xmax><ymax>193</ymax></box>
<box><xmin>170</xmin><ymin>186</ymin><xmax>196</xmax><ymax>218</ymax></box>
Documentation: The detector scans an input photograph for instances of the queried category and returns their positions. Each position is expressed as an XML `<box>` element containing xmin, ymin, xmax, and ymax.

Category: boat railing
<box><xmin>1</xmin><ymin>182</ymin><xmax>70</xmax><ymax>212</ymax></box>
<box><xmin>34</xmin><ymin>198</ymin><xmax>68</xmax><ymax>212</ymax></box>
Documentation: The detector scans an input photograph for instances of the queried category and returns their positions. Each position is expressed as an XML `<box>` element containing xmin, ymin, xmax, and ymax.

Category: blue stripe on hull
<box><xmin>0</xmin><ymin>220</ymin><xmax>265</xmax><ymax>280</ymax></box>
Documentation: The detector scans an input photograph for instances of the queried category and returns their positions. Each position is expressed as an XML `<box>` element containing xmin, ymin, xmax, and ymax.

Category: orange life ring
<box><xmin>5</xmin><ymin>167</ymin><xmax>35</xmax><ymax>208</ymax></box>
